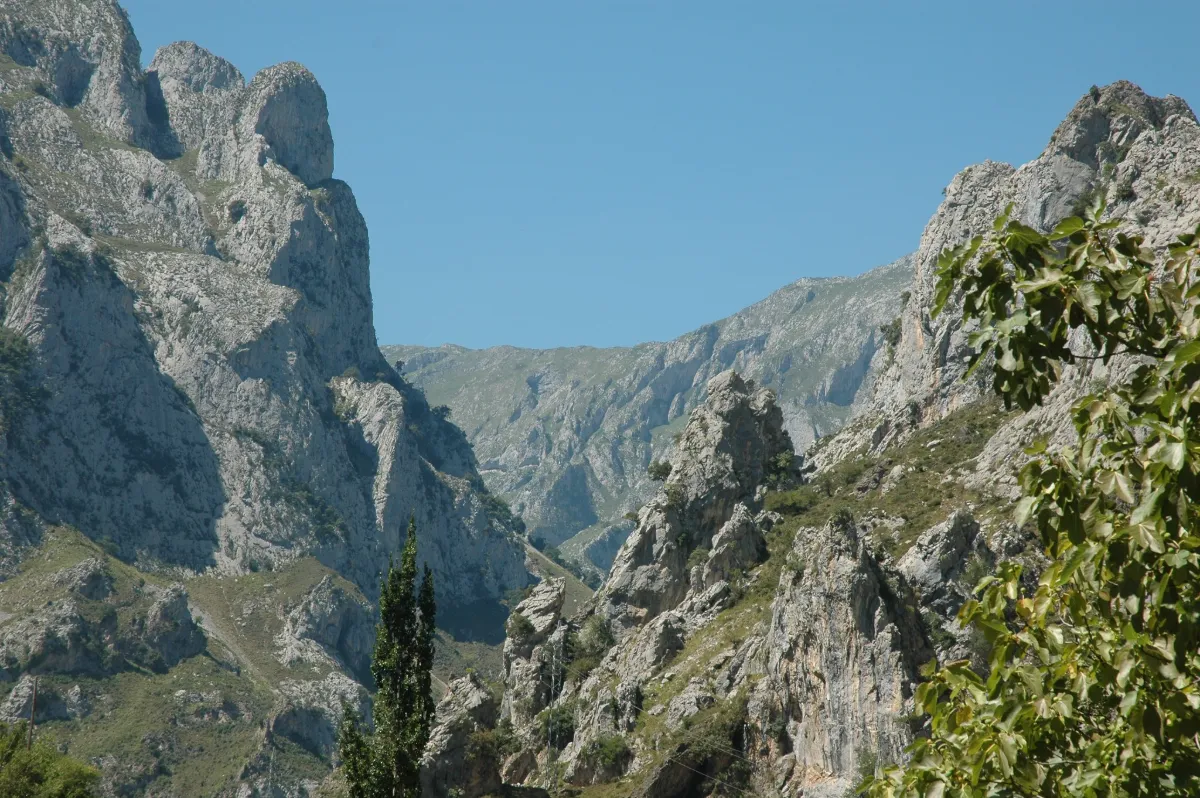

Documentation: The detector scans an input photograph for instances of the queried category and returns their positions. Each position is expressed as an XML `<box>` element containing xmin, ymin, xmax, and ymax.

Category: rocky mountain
<box><xmin>1</xmin><ymin>4</ymin><xmax>1196</xmax><ymax>793</ymax></box>
<box><xmin>383</xmin><ymin>258</ymin><xmax>911</xmax><ymax>573</ymax></box>
<box><xmin>413</xmin><ymin>81</ymin><xmax>1200</xmax><ymax>798</ymax></box>
<box><xmin>0</xmin><ymin>1</ymin><xmax>531</xmax><ymax>794</ymax></box>
<box><xmin>823</xmin><ymin>80</ymin><xmax>1200</xmax><ymax>474</ymax></box>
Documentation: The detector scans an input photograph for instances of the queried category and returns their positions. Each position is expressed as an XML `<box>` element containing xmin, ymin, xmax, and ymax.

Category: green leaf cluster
<box><xmin>867</xmin><ymin>207</ymin><xmax>1200</xmax><ymax>796</ymax></box>
<box><xmin>338</xmin><ymin>517</ymin><xmax>437</xmax><ymax>798</ymax></box>
<box><xmin>0</xmin><ymin>722</ymin><xmax>98</xmax><ymax>798</ymax></box>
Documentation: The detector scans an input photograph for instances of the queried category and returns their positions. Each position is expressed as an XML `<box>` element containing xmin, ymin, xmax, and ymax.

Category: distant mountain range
<box><xmin>384</xmin><ymin>256</ymin><xmax>911</xmax><ymax>573</ymax></box>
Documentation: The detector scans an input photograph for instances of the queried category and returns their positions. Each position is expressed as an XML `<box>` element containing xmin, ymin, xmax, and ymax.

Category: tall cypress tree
<box><xmin>338</xmin><ymin>516</ymin><xmax>437</xmax><ymax>798</ymax></box>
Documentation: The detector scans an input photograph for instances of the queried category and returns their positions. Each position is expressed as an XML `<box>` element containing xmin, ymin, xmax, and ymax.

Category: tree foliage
<box><xmin>338</xmin><ymin>517</ymin><xmax>437</xmax><ymax>798</ymax></box>
<box><xmin>866</xmin><ymin>203</ymin><xmax>1200</xmax><ymax>796</ymax></box>
<box><xmin>0</xmin><ymin>722</ymin><xmax>98</xmax><ymax>798</ymax></box>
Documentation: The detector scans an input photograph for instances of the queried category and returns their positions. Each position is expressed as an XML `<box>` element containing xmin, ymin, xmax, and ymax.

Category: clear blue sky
<box><xmin>121</xmin><ymin>1</ymin><xmax>1199</xmax><ymax>350</ymax></box>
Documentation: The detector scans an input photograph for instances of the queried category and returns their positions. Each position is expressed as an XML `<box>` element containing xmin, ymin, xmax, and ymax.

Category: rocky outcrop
<box><xmin>275</xmin><ymin>574</ymin><xmax>375</xmax><ymax>681</ymax></box>
<box><xmin>0</xmin><ymin>674</ymin><xmax>88</xmax><ymax>722</ymax></box>
<box><xmin>492</xmin><ymin>371</ymin><xmax>799</xmax><ymax>790</ymax></box>
<box><xmin>0</xmin><ymin>0</ymin><xmax>156</xmax><ymax>146</ymax></box>
<box><xmin>134</xmin><ymin>585</ymin><xmax>207</xmax><ymax>669</ymax></box>
<box><xmin>897</xmin><ymin>511</ymin><xmax>990</xmax><ymax>619</ymax></box>
<box><xmin>272</xmin><ymin>672</ymin><xmax>368</xmax><ymax>760</ymax></box>
<box><xmin>0</xmin><ymin>600</ymin><xmax>107</xmax><ymax>678</ymax></box>
<box><xmin>0</xmin><ymin>0</ymin><xmax>529</xmax><ymax>609</ymax></box>
<box><xmin>747</xmin><ymin>520</ymin><xmax>932</xmax><ymax>798</ymax></box>
<box><xmin>0</xmin><ymin>575</ymin><xmax>204</xmax><ymax>679</ymax></box>
<box><xmin>385</xmin><ymin>257</ymin><xmax>912</xmax><ymax>566</ymax></box>
<box><xmin>827</xmin><ymin>81</ymin><xmax>1200</xmax><ymax>474</ymax></box>
<box><xmin>146</xmin><ymin>41</ymin><xmax>244</xmax><ymax>154</ymax></box>
<box><xmin>52</xmin><ymin>557</ymin><xmax>112</xmax><ymax>600</ymax></box>
<box><xmin>598</xmin><ymin>370</ymin><xmax>793</xmax><ymax>631</ymax></box>
<box><xmin>420</xmin><ymin>673</ymin><xmax>503</xmax><ymax>798</ymax></box>
<box><xmin>501</xmin><ymin>578</ymin><xmax>566</xmax><ymax>736</ymax></box>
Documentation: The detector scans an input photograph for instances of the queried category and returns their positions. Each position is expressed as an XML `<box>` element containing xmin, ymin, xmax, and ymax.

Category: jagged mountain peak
<box><xmin>386</xmin><ymin>255</ymin><xmax>913</xmax><ymax>575</ymax></box>
<box><xmin>597</xmin><ymin>369</ymin><xmax>793</xmax><ymax>630</ymax></box>
<box><xmin>1048</xmin><ymin>79</ymin><xmax>1195</xmax><ymax>167</ymax></box>
<box><xmin>0</xmin><ymin>0</ymin><xmax>151</xmax><ymax>144</ymax></box>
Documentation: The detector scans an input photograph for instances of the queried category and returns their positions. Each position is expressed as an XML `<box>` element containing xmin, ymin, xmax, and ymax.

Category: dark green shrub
<box><xmin>583</xmin><ymin>734</ymin><xmax>631</xmax><ymax>774</ymax></box>
<box><xmin>648</xmin><ymin>459</ymin><xmax>672</xmax><ymax>481</ymax></box>
<box><xmin>766</xmin><ymin>450</ymin><xmax>796</xmax><ymax>487</ymax></box>
<box><xmin>0</xmin><ymin>721</ymin><xmax>99</xmax><ymax>797</ymax></box>
<box><xmin>506</xmin><ymin>611</ymin><xmax>535</xmax><ymax>641</ymax></box>
<box><xmin>686</xmin><ymin>546</ymin><xmax>710</xmax><ymax>571</ymax></box>
<box><xmin>483</xmin><ymin>493</ymin><xmax>525</xmax><ymax>534</ymax></box>
<box><xmin>829</xmin><ymin>507</ymin><xmax>854</xmax><ymax>530</ymax></box>
<box><xmin>536</xmin><ymin>702</ymin><xmax>576</xmax><ymax>749</ymax></box>
<box><xmin>879</xmin><ymin>316</ymin><xmax>902</xmax><ymax>348</ymax></box>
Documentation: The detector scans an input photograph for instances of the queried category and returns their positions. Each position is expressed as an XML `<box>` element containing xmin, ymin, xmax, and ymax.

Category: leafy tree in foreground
<box><xmin>866</xmin><ymin>204</ymin><xmax>1200</xmax><ymax>797</ymax></box>
<box><xmin>338</xmin><ymin>517</ymin><xmax>437</xmax><ymax>798</ymax></box>
<box><xmin>0</xmin><ymin>721</ymin><xmax>98</xmax><ymax>798</ymax></box>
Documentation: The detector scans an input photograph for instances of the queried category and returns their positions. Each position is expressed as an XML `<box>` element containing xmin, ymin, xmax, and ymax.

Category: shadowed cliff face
<box><xmin>385</xmin><ymin>257</ymin><xmax>912</xmax><ymax>571</ymax></box>
<box><xmin>0</xmin><ymin>2</ymin><xmax>531</xmax><ymax>607</ymax></box>
<box><xmin>0</xmin><ymin>2</ymin><xmax>536</xmax><ymax>793</ymax></box>
<box><xmin>458</xmin><ymin>81</ymin><xmax>1200</xmax><ymax>798</ymax></box>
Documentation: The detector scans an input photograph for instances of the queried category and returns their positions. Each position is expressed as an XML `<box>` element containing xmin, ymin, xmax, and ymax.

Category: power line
<box><xmin>663</xmin><ymin>753</ymin><xmax>755</xmax><ymax>797</ymax></box>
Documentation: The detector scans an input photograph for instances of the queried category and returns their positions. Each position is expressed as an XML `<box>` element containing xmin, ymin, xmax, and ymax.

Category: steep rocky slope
<box><xmin>0</xmin><ymin>1</ymin><xmax>530</xmax><ymax>794</ymax></box>
<box><xmin>416</xmin><ymin>81</ymin><xmax>1200</xmax><ymax>798</ymax></box>
<box><xmin>821</xmin><ymin>80</ymin><xmax>1200</xmax><ymax>477</ymax></box>
<box><xmin>460</xmin><ymin>370</ymin><xmax>957</xmax><ymax>798</ymax></box>
<box><xmin>384</xmin><ymin>258</ymin><xmax>911</xmax><ymax>571</ymax></box>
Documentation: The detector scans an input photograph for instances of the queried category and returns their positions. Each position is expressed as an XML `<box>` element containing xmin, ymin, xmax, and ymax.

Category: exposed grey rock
<box><xmin>275</xmin><ymin>574</ymin><xmax>374</xmax><ymax>680</ymax></box>
<box><xmin>384</xmin><ymin>257</ymin><xmax>912</xmax><ymax>567</ymax></box>
<box><xmin>52</xmin><ymin>557</ymin><xmax>112</xmax><ymax>600</ymax></box>
<box><xmin>146</xmin><ymin>40</ymin><xmax>244</xmax><ymax>155</ymax></box>
<box><xmin>0</xmin><ymin>0</ymin><xmax>156</xmax><ymax>146</ymax></box>
<box><xmin>695</xmin><ymin>503</ymin><xmax>765</xmax><ymax>593</ymax></box>
<box><xmin>172</xmin><ymin>687</ymin><xmax>243</xmax><ymax>726</ymax></box>
<box><xmin>272</xmin><ymin>672</ymin><xmax>368</xmax><ymax>761</ymax></box>
<box><xmin>897</xmin><ymin>511</ymin><xmax>991</xmax><ymax>619</ymax></box>
<box><xmin>0</xmin><ymin>0</ymin><xmax>529</xmax><ymax>614</ymax></box>
<box><xmin>501</xmin><ymin>578</ymin><xmax>566</xmax><ymax>735</ymax></box>
<box><xmin>0</xmin><ymin>600</ymin><xmax>108</xmax><ymax>678</ymax></box>
<box><xmin>420</xmin><ymin>673</ymin><xmax>503</xmax><ymax>798</ymax></box>
<box><xmin>0</xmin><ymin>674</ymin><xmax>83</xmax><ymax>722</ymax></box>
<box><xmin>664</xmin><ymin>677</ymin><xmax>714</xmax><ymax>730</ymax></box>
<box><xmin>136</xmin><ymin>584</ymin><xmax>206</xmax><ymax>669</ymax></box>
<box><xmin>233</xmin><ymin>61</ymin><xmax>334</xmax><ymax>188</ymax></box>
<box><xmin>598</xmin><ymin>370</ymin><xmax>790</xmax><ymax>631</ymax></box>
<box><xmin>745</xmin><ymin>520</ymin><xmax>932</xmax><ymax>798</ymax></box>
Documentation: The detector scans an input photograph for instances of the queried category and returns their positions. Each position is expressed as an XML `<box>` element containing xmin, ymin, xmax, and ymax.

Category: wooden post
<box><xmin>26</xmin><ymin>677</ymin><xmax>37</xmax><ymax>750</ymax></box>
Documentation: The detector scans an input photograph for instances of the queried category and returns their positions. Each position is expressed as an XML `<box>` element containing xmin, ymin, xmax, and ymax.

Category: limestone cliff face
<box><xmin>822</xmin><ymin>81</ymin><xmax>1200</xmax><ymax>478</ymax></box>
<box><xmin>385</xmin><ymin>258</ymin><xmax>911</xmax><ymax>569</ymax></box>
<box><xmin>464</xmin><ymin>82</ymin><xmax>1200</xmax><ymax>798</ymax></box>
<box><xmin>483</xmin><ymin>373</ymin><xmax>936</xmax><ymax>797</ymax></box>
<box><xmin>0</xmin><ymin>0</ymin><xmax>528</xmax><ymax>608</ymax></box>
<box><xmin>597</xmin><ymin>371</ymin><xmax>793</xmax><ymax>631</ymax></box>
<box><xmin>0</xmin><ymin>3</ymin><xmax>533</xmax><ymax>793</ymax></box>
<box><xmin>745</xmin><ymin>520</ymin><xmax>932</xmax><ymax>798</ymax></box>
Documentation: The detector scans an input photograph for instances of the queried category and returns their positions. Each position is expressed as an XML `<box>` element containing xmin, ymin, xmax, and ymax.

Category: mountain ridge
<box><xmin>384</xmin><ymin>255</ymin><xmax>912</xmax><ymax>573</ymax></box>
